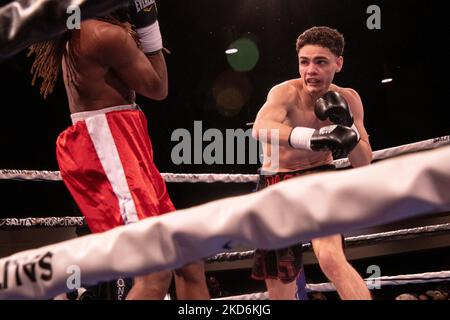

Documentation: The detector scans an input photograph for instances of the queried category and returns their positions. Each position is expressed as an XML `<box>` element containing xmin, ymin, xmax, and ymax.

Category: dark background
<box><xmin>0</xmin><ymin>0</ymin><xmax>449</xmax><ymax>218</ymax></box>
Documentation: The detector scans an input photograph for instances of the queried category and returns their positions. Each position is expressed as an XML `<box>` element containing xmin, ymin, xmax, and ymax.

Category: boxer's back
<box><xmin>62</xmin><ymin>20</ymin><xmax>135</xmax><ymax>114</ymax></box>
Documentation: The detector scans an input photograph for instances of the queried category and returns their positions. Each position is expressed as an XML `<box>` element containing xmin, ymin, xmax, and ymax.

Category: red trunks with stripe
<box><xmin>56</xmin><ymin>104</ymin><xmax>175</xmax><ymax>233</ymax></box>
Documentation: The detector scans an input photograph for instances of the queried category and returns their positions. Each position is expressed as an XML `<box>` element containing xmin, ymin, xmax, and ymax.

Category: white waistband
<box><xmin>71</xmin><ymin>104</ymin><xmax>138</xmax><ymax>124</ymax></box>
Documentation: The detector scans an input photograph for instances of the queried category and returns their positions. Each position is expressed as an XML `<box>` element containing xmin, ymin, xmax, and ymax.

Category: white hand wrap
<box><xmin>136</xmin><ymin>21</ymin><xmax>163</xmax><ymax>54</ymax></box>
<box><xmin>289</xmin><ymin>127</ymin><xmax>315</xmax><ymax>150</ymax></box>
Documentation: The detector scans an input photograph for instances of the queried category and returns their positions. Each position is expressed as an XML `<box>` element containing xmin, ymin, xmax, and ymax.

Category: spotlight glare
<box><xmin>225</xmin><ymin>48</ymin><xmax>238</xmax><ymax>55</ymax></box>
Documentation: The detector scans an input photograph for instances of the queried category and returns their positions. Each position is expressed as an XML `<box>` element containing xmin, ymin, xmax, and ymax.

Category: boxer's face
<box><xmin>298</xmin><ymin>45</ymin><xmax>343</xmax><ymax>96</ymax></box>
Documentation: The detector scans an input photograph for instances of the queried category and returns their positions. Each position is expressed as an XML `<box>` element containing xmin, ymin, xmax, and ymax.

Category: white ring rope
<box><xmin>333</xmin><ymin>135</ymin><xmax>450</xmax><ymax>169</ymax></box>
<box><xmin>215</xmin><ymin>270</ymin><xmax>450</xmax><ymax>300</ymax></box>
<box><xmin>205</xmin><ymin>223</ymin><xmax>450</xmax><ymax>263</ymax></box>
<box><xmin>0</xmin><ymin>135</ymin><xmax>449</xmax><ymax>183</ymax></box>
<box><xmin>0</xmin><ymin>145</ymin><xmax>449</xmax><ymax>299</ymax></box>
<box><xmin>0</xmin><ymin>169</ymin><xmax>62</xmax><ymax>182</ymax></box>
<box><xmin>338</xmin><ymin>223</ymin><xmax>450</xmax><ymax>246</ymax></box>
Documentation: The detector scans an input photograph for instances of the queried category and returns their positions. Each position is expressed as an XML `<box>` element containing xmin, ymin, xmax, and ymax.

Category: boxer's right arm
<box><xmin>252</xmin><ymin>84</ymin><xmax>297</xmax><ymax>146</ymax></box>
<box><xmin>95</xmin><ymin>24</ymin><xmax>168</xmax><ymax>100</ymax></box>
<box><xmin>253</xmin><ymin>84</ymin><xmax>359</xmax><ymax>158</ymax></box>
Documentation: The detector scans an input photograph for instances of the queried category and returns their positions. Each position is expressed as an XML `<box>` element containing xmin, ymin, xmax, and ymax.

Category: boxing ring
<box><xmin>1</xmin><ymin>0</ymin><xmax>449</xmax><ymax>300</ymax></box>
<box><xmin>1</xmin><ymin>135</ymin><xmax>449</xmax><ymax>299</ymax></box>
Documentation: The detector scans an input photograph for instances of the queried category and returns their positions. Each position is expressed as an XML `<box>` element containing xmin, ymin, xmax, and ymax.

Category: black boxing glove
<box><xmin>289</xmin><ymin>125</ymin><xmax>359</xmax><ymax>159</ymax></box>
<box><xmin>129</xmin><ymin>0</ymin><xmax>162</xmax><ymax>54</ymax></box>
<box><xmin>315</xmin><ymin>91</ymin><xmax>360</xmax><ymax>140</ymax></box>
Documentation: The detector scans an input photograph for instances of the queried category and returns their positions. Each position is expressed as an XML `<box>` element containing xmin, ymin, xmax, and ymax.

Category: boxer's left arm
<box><xmin>339</xmin><ymin>88</ymin><xmax>372</xmax><ymax>167</ymax></box>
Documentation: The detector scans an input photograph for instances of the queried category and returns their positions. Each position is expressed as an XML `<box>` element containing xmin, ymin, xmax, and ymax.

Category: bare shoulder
<box><xmin>268</xmin><ymin>79</ymin><xmax>299</xmax><ymax>104</ymax></box>
<box><xmin>81</xmin><ymin>20</ymin><xmax>133</xmax><ymax>61</ymax></box>
<box><xmin>330</xmin><ymin>84</ymin><xmax>365</xmax><ymax>120</ymax></box>
<box><xmin>330</xmin><ymin>84</ymin><xmax>361</xmax><ymax>101</ymax></box>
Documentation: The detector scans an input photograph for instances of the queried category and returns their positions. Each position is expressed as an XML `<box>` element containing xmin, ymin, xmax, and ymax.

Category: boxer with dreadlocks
<box><xmin>28</xmin><ymin>1</ymin><xmax>210</xmax><ymax>300</ymax></box>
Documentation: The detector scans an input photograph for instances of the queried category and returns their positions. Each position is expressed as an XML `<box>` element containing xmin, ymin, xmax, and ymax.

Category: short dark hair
<box><xmin>296</xmin><ymin>26</ymin><xmax>345</xmax><ymax>57</ymax></box>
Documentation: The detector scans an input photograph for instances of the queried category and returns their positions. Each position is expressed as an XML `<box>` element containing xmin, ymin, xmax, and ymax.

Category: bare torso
<box><xmin>261</xmin><ymin>79</ymin><xmax>340</xmax><ymax>172</ymax></box>
<box><xmin>62</xmin><ymin>20</ymin><xmax>135</xmax><ymax>114</ymax></box>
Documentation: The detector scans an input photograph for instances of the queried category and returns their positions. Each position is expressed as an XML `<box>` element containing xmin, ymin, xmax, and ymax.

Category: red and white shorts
<box><xmin>56</xmin><ymin>104</ymin><xmax>175</xmax><ymax>233</ymax></box>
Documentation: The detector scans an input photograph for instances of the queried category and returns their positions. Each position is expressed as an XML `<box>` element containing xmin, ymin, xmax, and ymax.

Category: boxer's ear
<box><xmin>336</xmin><ymin>56</ymin><xmax>343</xmax><ymax>73</ymax></box>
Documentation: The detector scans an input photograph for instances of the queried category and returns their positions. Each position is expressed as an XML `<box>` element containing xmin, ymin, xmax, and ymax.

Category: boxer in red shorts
<box><xmin>29</xmin><ymin>1</ymin><xmax>209</xmax><ymax>300</ymax></box>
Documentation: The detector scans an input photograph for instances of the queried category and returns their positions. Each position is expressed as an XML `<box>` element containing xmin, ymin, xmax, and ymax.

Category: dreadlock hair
<box><xmin>27</xmin><ymin>33</ymin><xmax>68</xmax><ymax>99</ymax></box>
<box><xmin>28</xmin><ymin>11</ymin><xmax>139</xmax><ymax>99</ymax></box>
